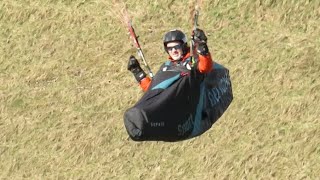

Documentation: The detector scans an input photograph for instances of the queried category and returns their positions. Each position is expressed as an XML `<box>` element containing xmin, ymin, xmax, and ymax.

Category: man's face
<box><xmin>166</xmin><ymin>42</ymin><xmax>183</xmax><ymax>61</ymax></box>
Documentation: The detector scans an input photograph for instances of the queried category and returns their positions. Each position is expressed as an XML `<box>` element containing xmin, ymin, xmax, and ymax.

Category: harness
<box><xmin>163</xmin><ymin>57</ymin><xmax>193</xmax><ymax>72</ymax></box>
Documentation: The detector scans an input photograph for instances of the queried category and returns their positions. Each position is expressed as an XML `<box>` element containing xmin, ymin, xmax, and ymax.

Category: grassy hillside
<box><xmin>1</xmin><ymin>0</ymin><xmax>319</xmax><ymax>179</ymax></box>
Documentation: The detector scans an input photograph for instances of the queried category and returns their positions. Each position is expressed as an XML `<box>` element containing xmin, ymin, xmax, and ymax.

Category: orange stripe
<box><xmin>198</xmin><ymin>53</ymin><xmax>213</xmax><ymax>73</ymax></box>
<box><xmin>140</xmin><ymin>77</ymin><xmax>152</xmax><ymax>92</ymax></box>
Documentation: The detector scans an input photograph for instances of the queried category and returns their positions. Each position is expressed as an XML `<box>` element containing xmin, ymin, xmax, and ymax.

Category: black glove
<box><xmin>197</xmin><ymin>42</ymin><xmax>209</xmax><ymax>55</ymax></box>
<box><xmin>127</xmin><ymin>55</ymin><xmax>140</xmax><ymax>72</ymax></box>
<box><xmin>193</xmin><ymin>28</ymin><xmax>207</xmax><ymax>43</ymax></box>
<box><xmin>127</xmin><ymin>55</ymin><xmax>146</xmax><ymax>82</ymax></box>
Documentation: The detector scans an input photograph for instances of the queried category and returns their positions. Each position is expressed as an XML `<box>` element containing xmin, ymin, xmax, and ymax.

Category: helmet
<box><xmin>163</xmin><ymin>29</ymin><xmax>188</xmax><ymax>54</ymax></box>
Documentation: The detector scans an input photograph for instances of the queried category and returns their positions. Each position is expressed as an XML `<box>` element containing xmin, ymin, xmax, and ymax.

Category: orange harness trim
<box><xmin>139</xmin><ymin>52</ymin><xmax>213</xmax><ymax>92</ymax></box>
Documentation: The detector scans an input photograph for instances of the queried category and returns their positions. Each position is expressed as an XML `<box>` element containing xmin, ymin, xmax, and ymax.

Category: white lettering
<box><xmin>207</xmin><ymin>74</ymin><xmax>231</xmax><ymax>107</ymax></box>
<box><xmin>150</xmin><ymin>122</ymin><xmax>165</xmax><ymax>127</ymax></box>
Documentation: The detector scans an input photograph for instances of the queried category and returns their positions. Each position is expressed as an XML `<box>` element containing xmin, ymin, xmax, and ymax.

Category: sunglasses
<box><xmin>166</xmin><ymin>44</ymin><xmax>183</xmax><ymax>51</ymax></box>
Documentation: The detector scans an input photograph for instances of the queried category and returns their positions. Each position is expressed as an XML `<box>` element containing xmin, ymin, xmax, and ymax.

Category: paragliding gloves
<box><xmin>193</xmin><ymin>28</ymin><xmax>207</xmax><ymax>43</ymax></box>
<box><xmin>197</xmin><ymin>42</ymin><xmax>209</xmax><ymax>55</ymax></box>
<box><xmin>193</xmin><ymin>28</ymin><xmax>209</xmax><ymax>55</ymax></box>
<box><xmin>128</xmin><ymin>55</ymin><xmax>147</xmax><ymax>82</ymax></box>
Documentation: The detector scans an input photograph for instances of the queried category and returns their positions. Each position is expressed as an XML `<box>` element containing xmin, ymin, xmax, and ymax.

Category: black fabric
<box><xmin>193</xmin><ymin>28</ymin><xmax>207</xmax><ymax>42</ymax></box>
<box><xmin>124</xmin><ymin>62</ymin><xmax>233</xmax><ymax>142</ymax></box>
<box><xmin>127</xmin><ymin>55</ymin><xmax>140</xmax><ymax>71</ymax></box>
<box><xmin>127</xmin><ymin>55</ymin><xmax>147</xmax><ymax>82</ymax></box>
<box><xmin>190</xmin><ymin>64</ymin><xmax>233</xmax><ymax>138</ymax></box>
<box><xmin>197</xmin><ymin>42</ymin><xmax>209</xmax><ymax>55</ymax></box>
<box><xmin>132</xmin><ymin>70</ymin><xmax>146</xmax><ymax>82</ymax></box>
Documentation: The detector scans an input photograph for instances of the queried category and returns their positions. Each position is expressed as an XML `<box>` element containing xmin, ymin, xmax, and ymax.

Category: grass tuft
<box><xmin>1</xmin><ymin>0</ymin><xmax>319</xmax><ymax>179</ymax></box>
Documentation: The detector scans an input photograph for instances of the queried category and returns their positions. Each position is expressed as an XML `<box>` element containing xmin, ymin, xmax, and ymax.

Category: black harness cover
<box><xmin>124</xmin><ymin>62</ymin><xmax>233</xmax><ymax>141</ymax></box>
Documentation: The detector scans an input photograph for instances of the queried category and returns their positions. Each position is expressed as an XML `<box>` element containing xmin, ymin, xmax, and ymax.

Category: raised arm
<box><xmin>193</xmin><ymin>28</ymin><xmax>213</xmax><ymax>73</ymax></box>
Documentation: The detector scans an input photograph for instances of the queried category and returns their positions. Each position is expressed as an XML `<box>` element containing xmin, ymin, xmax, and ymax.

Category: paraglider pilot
<box><xmin>127</xmin><ymin>29</ymin><xmax>213</xmax><ymax>91</ymax></box>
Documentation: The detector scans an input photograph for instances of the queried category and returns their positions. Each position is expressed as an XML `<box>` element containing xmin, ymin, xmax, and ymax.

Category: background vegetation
<box><xmin>1</xmin><ymin>0</ymin><xmax>319</xmax><ymax>179</ymax></box>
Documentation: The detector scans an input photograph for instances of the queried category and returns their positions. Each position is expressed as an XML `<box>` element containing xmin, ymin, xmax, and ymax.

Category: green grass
<box><xmin>1</xmin><ymin>0</ymin><xmax>319</xmax><ymax>179</ymax></box>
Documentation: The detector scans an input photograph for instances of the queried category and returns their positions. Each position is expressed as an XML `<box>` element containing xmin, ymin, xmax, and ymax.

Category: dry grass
<box><xmin>1</xmin><ymin>0</ymin><xmax>319</xmax><ymax>179</ymax></box>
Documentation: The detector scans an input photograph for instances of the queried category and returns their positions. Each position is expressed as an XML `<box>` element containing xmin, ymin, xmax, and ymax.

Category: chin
<box><xmin>172</xmin><ymin>56</ymin><xmax>181</xmax><ymax>61</ymax></box>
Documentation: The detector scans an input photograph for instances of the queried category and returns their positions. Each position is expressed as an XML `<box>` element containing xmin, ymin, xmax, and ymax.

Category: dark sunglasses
<box><xmin>166</xmin><ymin>44</ymin><xmax>183</xmax><ymax>51</ymax></box>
